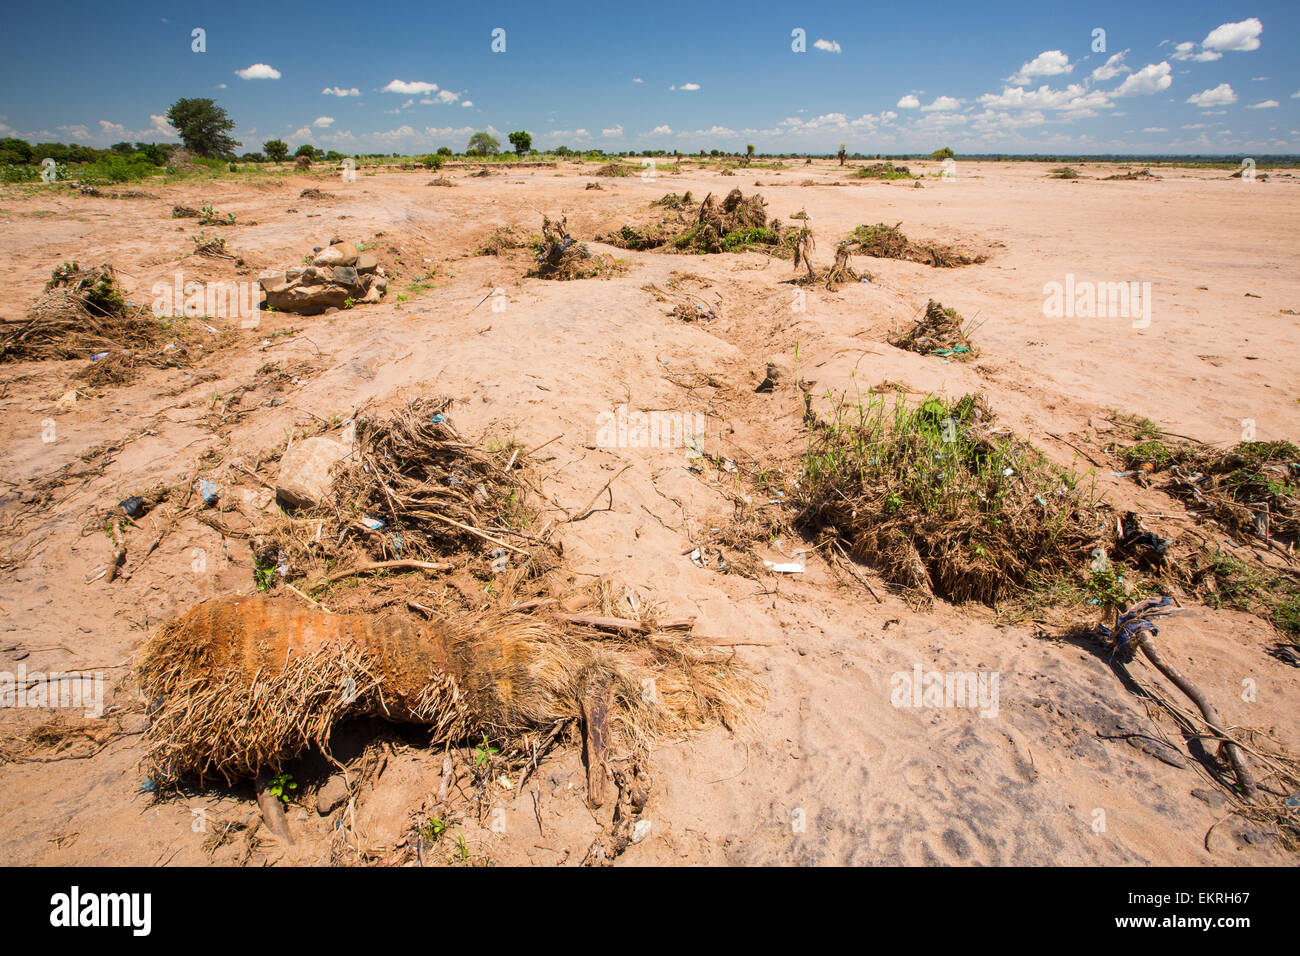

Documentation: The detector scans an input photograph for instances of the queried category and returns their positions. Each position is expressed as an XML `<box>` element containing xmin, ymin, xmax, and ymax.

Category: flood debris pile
<box><xmin>1116</xmin><ymin>431</ymin><xmax>1299</xmax><ymax>547</ymax></box>
<box><xmin>529</xmin><ymin>216</ymin><xmax>617</xmax><ymax>279</ymax></box>
<box><xmin>846</xmin><ymin>222</ymin><xmax>987</xmax><ymax>267</ymax></box>
<box><xmin>888</xmin><ymin>299</ymin><xmax>978</xmax><ymax>359</ymax></box>
<box><xmin>0</xmin><ymin>264</ymin><xmax>187</xmax><ymax>382</ymax></box>
<box><xmin>797</xmin><ymin>391</ymin><xmax>1111</xmax><ymax>605</ymax></box>
<box><xmin>594</xmin><ymin>162</ymin><xmax>634</xmax><ymax>177</ymax></box>
<box><xmin>258</xmin><ymin>239</ymin><xmax>388</xmax><ymax>314</ymax></box>
<box><xmin>138</xmin><ymin>397</ymin><xmax>758</xmax><ymax>813</ymax></box>
<box><xmin>602</xmin><ymin>188</ymin><xmax>786</xmax><ymax>256</ymax></box>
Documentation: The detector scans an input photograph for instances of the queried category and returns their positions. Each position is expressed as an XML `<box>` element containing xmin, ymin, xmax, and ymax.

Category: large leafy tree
<box><xmin>263</xmin><ymin>139</ymin><xmax>289</xmax><ymax>163</ymax></box>
<box><xmin>165</xmin><ymin>98</ymin><xmax>240</xmax><ymax>157</ymax></box>
<box><xmin>507</xmin><ymin>130</ymin><xmax>531</xmax><ymax>156</ymax></box>
<box><xmin>466</xmin><ymin>131</ymin><xmax>500</xmax><ymax>156</ymax></box>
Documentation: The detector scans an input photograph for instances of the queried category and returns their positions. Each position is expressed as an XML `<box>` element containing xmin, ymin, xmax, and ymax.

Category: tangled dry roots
<box><xmin>138</xmin><ymin>595</ymin><xmax>757</xmax><ymax>785</ymax></box>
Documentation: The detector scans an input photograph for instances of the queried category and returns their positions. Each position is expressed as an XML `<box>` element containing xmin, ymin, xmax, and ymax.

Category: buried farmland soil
<box><xmin>0</xmin><ymin>159</ymin><xmax>1298</xmax><ymax>866</ymax></box>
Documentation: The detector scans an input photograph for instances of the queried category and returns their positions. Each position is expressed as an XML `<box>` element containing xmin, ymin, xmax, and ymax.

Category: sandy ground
<box><xmin>0</xmin><ymin>158</ymin><xmax>1297</xmax><ymax>866</ymax></box>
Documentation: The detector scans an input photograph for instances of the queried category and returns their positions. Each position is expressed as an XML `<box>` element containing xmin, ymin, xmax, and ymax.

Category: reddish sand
<box><xmin>0</xmin><ymin>158</ymin><xmax>1296</xmax><ymax>865</ymax></box>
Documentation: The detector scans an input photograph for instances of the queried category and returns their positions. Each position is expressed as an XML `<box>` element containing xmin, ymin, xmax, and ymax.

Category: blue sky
<box><xmin>0</xmin><ymin>1</ymin><xmax>1296</xmax><ymax>154</ymax></box>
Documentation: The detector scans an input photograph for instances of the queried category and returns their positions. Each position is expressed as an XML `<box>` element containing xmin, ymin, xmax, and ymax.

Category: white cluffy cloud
<box><xmin>235</xmin><ymin>63</ymin><xmax>281</xmax><ymax>80</ymax></box>
<box><xmin>896</xmin><ymin>94</ymin><xmax>920</xmax><ymax>109</ymax></box>
<box><xmin>322</xmin><ymin>86</ymin><xmax>360</xmax><ymax>97</ymax></box>
<box><xmin>383</xmin><ymin>79</ymin><xmax>438</xmax><ymax>95</ymax></box>
<box><xmin>1187</xmin><ymin>83</ymin><xmax>1237</xmax><ymax>107</ymax></box>
<box><xmin>1009</xmin><ymin>50</ymin><xmax>1072</xmax><ymax>85</ymax></box>
<box><xmin>313</xmin><ymin>116</ymin><xmax>334</xmax><ymax>127</ymax></box>
<box><xmin>1245</xmin><ymin>99</ymin><xmax>1278</xmax><ymax>110</ymax></box>
<box><xmin>1203</xmin><ymin>17</ymin><xmax>1263</xmax><ymax>53</ymax></box>
<box><xmin>1171</xmin><ymin>41</ymin><xmax>1220</xmax><ymax>62</ymax></box>
<box><xmin>920</xmin><ymin>95</ymin><xmax>960</xmax><ymax>112</ymax></box>
<box><xmin>1091</xmin><ymin>50</ymin><xmax>1129</xmax><ymax>81</ymax></box>
<box><xmin>813</xmin><ymin>38</ymin><xmax>841</xmax><ymax>53</ymax></box>
<box><xmin>1113</xmin><ymin>62</ymin><xmax>1172</xmax><ymax>97</ymax></box>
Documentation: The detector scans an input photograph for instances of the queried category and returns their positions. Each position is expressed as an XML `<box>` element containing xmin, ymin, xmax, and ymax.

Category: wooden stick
<box><xmin>1138</xmin><ymin>640</ymin><xmax>1257</xmax><ymax>800</ymax></box>
<box><xmin>306</xmin><ymin>559</ymin><xmax>451</xmax><ymax>593</ymax></box>
<box><xmin>580</xmin><ymin>678</ymin><xmax>612</xmax><ymax>809</ymax></box>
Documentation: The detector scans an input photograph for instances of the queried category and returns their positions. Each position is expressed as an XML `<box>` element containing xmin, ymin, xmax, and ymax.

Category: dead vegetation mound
<box><xmin>888</xmin><ymin>299</ymin><xmax>979</xmax><ymax>359</ymax></box>
<box><xmin>854</xmin><ymin>162</ymin><xmax>915</xmax><ymax>180</ymax></box>
<box><xmin>846</xmin><ymin>221</ymin><xmax>987</xmax><ymax>267</ymax></box>
<box><xmin>1104</xmin><ymin>168</ymin><xmax>1160</xmax><ymax>181</ymax></box>
<box><xmin>0</xmin><ymin>263</ymin><xmax>162</xmax><ymax>364</ymax></box>
<box><xmin>427</xmin><ymin>177</ymin><xmax>456</xmax><ymax>187</ymax></box>
<box><xmin>797</xmin><ymin>391</ymin><xmax>1111</xmax><ymax>605</ymax></box>
<box><xmin>602</xmin><ymin>188</ymin><xmax>786</xmax><ymax>255</ymax></box>
<box><xmin>594</xmin><ymin>162</ymin><xmax>634</xmax><ymax>177</ymax></box>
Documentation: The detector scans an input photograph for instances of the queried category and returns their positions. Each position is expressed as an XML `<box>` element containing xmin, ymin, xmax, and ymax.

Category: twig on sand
<box><xmin>306</xmin><ymin>559</ymin><xmax>451</xmax><ymax>593</ymax></box>
<box><xmin>568</xmin><ymin>465</ymin><xmax>632</xmax><ymax>523</ymax></box>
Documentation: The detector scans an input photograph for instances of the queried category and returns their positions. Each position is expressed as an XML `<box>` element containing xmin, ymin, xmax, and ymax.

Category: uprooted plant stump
<box><xmin>138</xmin><ymin>595</ymin><xmax>756</xmax><ymax>799</ymax></box>
<box><xmin>846</xmin><ymin>221</ymin><xmax>987</xmax><ymax>267</ymax></box>
<box><xmin>889</xmin><ymin>299</ymin><xmax>979</xmax><ymax>359</ymax></box>
<box><xmin>529</xmin><ymin>216</ymin><xmax>618</xmax><ymax>280</ymax></box>
<box><xmin>797</xmin><ymin>390</ymin><xmax>1115</xmax><ymax>606</ymax></box>
<box><xmin>788</xmin><ymin>232</ymin><xmax>865</xmax><ymax>291</ymax></box>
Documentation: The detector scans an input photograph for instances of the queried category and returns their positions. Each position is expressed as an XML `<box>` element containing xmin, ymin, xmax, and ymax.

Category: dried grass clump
<box><xmin>1049</xmin><ymin>167</ymin><xmax>1081</xmax><ymax>179</ymax></box>
<box><xmin>797</xmin><ymin>390</ymin><xmax>1110</xmax><ymax>605</ymax></box>
<box><xmin>476</xmin><ymin>225</ymin><xmax>525</xmax><ymax>256</ymax></box>
<box><xmin>138</xmin><ymin>591</ymin><xmax>759</xmax><ymax>786</ymax></box>
<box><xmin>846</xmin><ymin>222</ymin><xmax>986</xmax><ymax>268</ymax></box>
<box><xmin>528</xmin><ymin>215</ymin><xmax>617</xmax><ymax>280</ymax></box>
<box><xmin>1</xmin><ymin>263</ymin><xmax>163</xmax><ymax>364</ymax></box>
<box><xmin>889</xmin><ymin>299</ymin><xmax>979</xmax><ymax>359</ymax></box>
<box><xmin>427</xmin><ymin>176</ymin><xmax>456</xmax><ymax>187</ymax></box>
<box><xmin>594</xmin><ymin>163</ymin><xmax>634</xmax><ymax>177</ymax></box>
